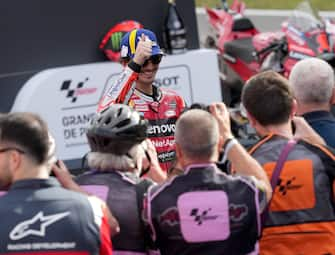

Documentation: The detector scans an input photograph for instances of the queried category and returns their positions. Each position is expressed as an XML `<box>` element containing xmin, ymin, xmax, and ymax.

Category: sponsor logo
<box><xmin>151</xmin><ymin>138</ymin><xmax>175</xmax><ymax>148</ymax></box>
<box><xmin>165</xmin><ymin>110</ymin><xmax>176</xmax><ymax>117</ymax></box>
<box><xmin>147</xmin><ymin>123</ymin><xmax>176</xmax><ymax>136</ymax></box>
<box><xmin>107</xmin><ymin>71</ymin><xmax>131</xmax><ymax>100</ymax></box>
<box><xmin>229</xmin><ymin>204</ymin><xmax>248</xmax><ymax>222</ymax></box>
<box><xmin>190</xmin><ymin>208</ymin><xmax>219</xmax><ymax>225</ymax></box>
<box><xmin>135</xmin><ymin>105</ymin><xmax>149</xmax><ymax>112</ymax></box>
<box><xmin>154</xmin><ymin>75</ymin><xmax>180</xmax><ymax>89</ymax></box>
<box><xmin>168</xmin><ymin>100</ymin><xmax>177</xmax><ymax>110</ymax></box>
<box><xmin>277</xmin><ymin>177</ymin><xmax>303</xmax><ymax>195</ymax></box>
<box><xmin>157</xmin><ymin>150</ymin><xmax>175</xmax><ymax>163</ymax></box>
<box><xmin>132</xmin><ymin>99</ymin><xmax>146</xmax><ymax>105</ymax></box>
<box><xmin>7</xmin><ymin>242</ymin><xmax>76</xmax><ymax>251</ymax></box>
<box><xmin>160</xmin><ymin>207</ymin><xmax>180</xmax><ymax>226</ymax></box>
<box><xmin>10</xmin><ymin>211</ymin><xmax>70</xmax><ymax>240</ymax></box>
<box><xmin>60</xmin><ymin>78</ymin><xmax>97</xmax><ymax>103</ymax></box>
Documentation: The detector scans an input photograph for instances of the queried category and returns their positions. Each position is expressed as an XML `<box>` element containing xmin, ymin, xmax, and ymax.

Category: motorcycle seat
<box><xmin>232</xmin><ymin>17</ymin><xmax>255</xmax><ymax>32</ymax></box>
<box><xmin>224</xmin><ymin>38</ymin><xmax>255</xmax><ymax>63</ymax></box>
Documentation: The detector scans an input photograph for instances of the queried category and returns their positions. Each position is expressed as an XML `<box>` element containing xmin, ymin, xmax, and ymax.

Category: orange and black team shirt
<box><xmin>248</xmin><ymin>134</ymin><xmax>335</xmax><ymax>255</ymax></box>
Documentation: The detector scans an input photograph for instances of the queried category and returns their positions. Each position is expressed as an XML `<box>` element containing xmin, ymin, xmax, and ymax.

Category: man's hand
<box><xmin>133</xmin><ymin>33</ymin><xmax>152</xmax><ymax>66</ymax></box>
<box><xmin>293</xmin><ymin>116</ymin><xmax>326</xmax><ymax>145</ymax></box>
<box><xmin>52</xmin><ymin>160</ymin><xmax>83</xmax><ymax>193</ymax></box>
<box><xmin>142</xmin><ymin>139</ymin><xmax>167</xmax><ymax>183</ymax></box>
<box><xmin>209</xmin><ymin>102</ymin><xmax>233</xmax><ymax>141</ymax></box>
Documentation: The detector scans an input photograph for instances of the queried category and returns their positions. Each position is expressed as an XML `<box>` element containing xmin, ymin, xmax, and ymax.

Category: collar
<box><xmin>302</xmin><ymin>111</ymin><xmax>335</xmax><ymax>122</ymax></box>
<box><xmin>184</xmin><ymin>163</ymin><xmax>218</xmax><ymax>174</ymax></box>
<box><xmin>10</xmin><ymin>178</ymin><xmax>60</xmax><ymax>191</ymax></box>
<box><xmin>134</xmin><ymin>85</ymin><xmax>162</xmax><ymax>102</ymax></box>
<box><xmin>261</xmin><ymin>132</ymin><xmax>291</xmax><ymax>140</ymax></box>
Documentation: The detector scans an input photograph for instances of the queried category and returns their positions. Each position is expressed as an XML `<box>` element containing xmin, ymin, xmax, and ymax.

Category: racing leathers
<box><xmin>143</xmin><ymin>163</ymin><xmax>267</xmax><ymax>255</ymax></box>
<box><xmin>97</xmin><ymin>64</ymin><xmax>185</xmax><ymax>172</ymax></box>
<box><xmin>0</xmin><ymin>178</ymin><xmax>113</xmax><ymax>255</ymax></box>
<box><xmin>75</xmin><ymin>170</ymin><xmax>155</xmax><ymax>255</ymax></box>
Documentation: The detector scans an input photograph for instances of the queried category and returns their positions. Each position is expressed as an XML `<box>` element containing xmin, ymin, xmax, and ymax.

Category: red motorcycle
<box><xmin>206</xmin><ymin>0</ymin><xmax>335</xmax><ymax>107</ymax></box>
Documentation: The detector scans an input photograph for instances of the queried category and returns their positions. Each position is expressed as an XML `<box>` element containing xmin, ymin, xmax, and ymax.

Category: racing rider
<box><xmin>97</xmin><ymin>28</ymin><xmax>185</xmax><ymax>172</ymax></box>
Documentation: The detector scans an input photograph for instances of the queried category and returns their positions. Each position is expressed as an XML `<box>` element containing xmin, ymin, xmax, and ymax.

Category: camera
<box><xmin>187</xmin><ymin>102</ymin><xmax>210</xmax><ymax>112</ymax></box>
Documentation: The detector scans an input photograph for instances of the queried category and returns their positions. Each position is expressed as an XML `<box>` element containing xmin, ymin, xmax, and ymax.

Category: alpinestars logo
<box><xmin>10</xmin><ymin>211</ymin><xmax>70</xmax><ymax>240</ymax></box>
<box><xmin>61</xmin><ymin>78</ymin><xmax>97</xmax><ymax>103</ymax></box>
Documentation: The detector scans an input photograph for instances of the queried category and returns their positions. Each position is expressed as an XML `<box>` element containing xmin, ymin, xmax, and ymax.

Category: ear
<box><xmin>9</xmin><ymin>150</ymin><xmax>22</xmax><ymax>174</ymax></box>
<box><xmin>291</xmin><ymin>99</ymin><xmax>298</xmax><ymax>118</ymax></box>
<box><xmin>330</xmin><ymin>87</ymin><xmax>335</xmax><ymax>105</ymax></box>
<box><xmin>175</xmin><ymin>143</ymin><xmax>182</xmax><ymax>159</ymax></box>
<box><xmin>246</xmin><ymin>110</ymin><xmax>257</xmax><ymax>128</ymax></box>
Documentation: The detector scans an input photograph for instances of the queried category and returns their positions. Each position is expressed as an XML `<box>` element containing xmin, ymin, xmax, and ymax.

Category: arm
<box><xmin>97</xmin><ymin>34</ymin><xmax>153</xmax><ymax>112</ymax></box>
<box><xmin>97</xmin><ymin>67</ymin><xmax>139</xmax><ymax>112</ymax></box>
<box><xmin>142</xmin><ymin>139</ymin><xmax>167</xmax><ymax>183</ymax></box>
<box><xmin>292</xmin><ymin>116</ymin><xmax>326</xmax><ymax>145</ymax></box>
<box><xmin>210</xmin><ymin>102</ymin><xmax>272</xmax><ymax>202</ymax></box>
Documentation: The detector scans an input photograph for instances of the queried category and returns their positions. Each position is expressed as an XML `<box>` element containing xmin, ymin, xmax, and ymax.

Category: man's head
<box><xmin>242</xmin><ymin>71</ymin><xmax>295</xmax><ymax>127</ymax></box>
<box><xmin>120</xmin><ymin>28</ymin><xmax>163</xmax><ymax>60</ymax></box>
<box><xmin>0</xmin><ymin>112</ymin><xmax>56</xmax><ymax>189</ymax></box>
<box><xmin>175</xmin><ymin>109</ymin><xmax>221</xmax><ymax>165</ymax></box>
<box><xmin>86</xmin><ymin>104</ymin><xmax>149</xmax><ymax>171</ymax></box>
<box><xmin>120</xmin><ymin>28</ymin><xmax>163</xmax><ymax>86</ymax></box>
<box><xmin>289</xmin><ymin>58</ymin><xmax>335</xmax><ymax>111</ymax></box>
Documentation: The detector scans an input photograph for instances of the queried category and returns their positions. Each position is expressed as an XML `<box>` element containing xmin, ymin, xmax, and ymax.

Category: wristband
<box><xmin>128</xmin><ymin>60</ymin><xmax>142</xmax><ymax>73</ymax></box>
<box><xmin>219</xmin><ymin>138</ymin><xmax>238</xmax><ymax>164</ymax></box>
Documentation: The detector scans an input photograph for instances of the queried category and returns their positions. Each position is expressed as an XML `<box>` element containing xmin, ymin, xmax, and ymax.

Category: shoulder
<box><xmin>159</xmin><ymin>87</ymin><xmax>184</xmax><ymax>99</ymax></box>
<box><xmin>299</xmin><ymin>139</ymin><xmax>335</xmax><ymax>161</ymax></box>
<box><xmin>158</xmin><ymin>87</ymin><xmax>185</xmax><ymax>109</ymax></box>
<box><xmin>146</xmin><ymin>174</ymin><xmax>183</xmax><ymax>201</ymax></box>
<box><xmin>233</xmin><ymin>175</ymin><xmax>268</xmax><ymax>211</ymax></box>
<box><xmin>248</xmin><ymin>134</ymin><xmax>276</xmax><ymax>155</ymax></box>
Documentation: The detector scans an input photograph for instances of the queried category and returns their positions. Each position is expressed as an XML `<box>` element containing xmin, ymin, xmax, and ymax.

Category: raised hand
<box><xmin>133</xmin><ymin>33</ymin><xmax>153</xmax><ymax>66</ymax></box>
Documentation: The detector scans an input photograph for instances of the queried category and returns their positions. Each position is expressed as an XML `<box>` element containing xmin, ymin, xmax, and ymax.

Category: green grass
<box><xmin>196</xmin><ymin>0</ymin><xmax>335</xmax><ymax>11</ymax></box>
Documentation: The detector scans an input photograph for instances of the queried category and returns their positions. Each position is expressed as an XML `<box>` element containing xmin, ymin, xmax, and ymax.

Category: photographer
<box><xmin>143</xmin><ymin>102</ymin><xmax>271</xmax><ymax>255</ymax></box>
<box><xmin>0</xmin><ymin>112</ymin><xmax>116</xmax><ymax>254</ymax></box>
<box><xmin>97</xmin><ymin>28</ymin><xmax>185</xmax><ymax>173</ymax></box>
<box><xmin>242</xmin><ymin>71</ymin><xmax>335</xmax><ymax>255</ymax></box>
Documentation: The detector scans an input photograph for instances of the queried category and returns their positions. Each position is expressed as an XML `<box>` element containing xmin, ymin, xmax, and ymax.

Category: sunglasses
<box><xmin>143</xmin><ymin>55</ymin><xmax>162</xmax><ymax>67</ymax></box>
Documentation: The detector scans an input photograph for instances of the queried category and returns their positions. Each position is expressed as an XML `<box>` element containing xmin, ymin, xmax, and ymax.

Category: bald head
<box><xmin>289</xmin><ymin>58</ymin><xmax>334</xmax><ymax>104</ymax></box>
<box><xmin>175</xmin><ymin>109</ymin><xmax>220</xmax><ymax>160</ymax></box>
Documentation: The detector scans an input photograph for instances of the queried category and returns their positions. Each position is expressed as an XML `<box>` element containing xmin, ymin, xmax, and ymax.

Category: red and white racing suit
<box><xmin>97</xmin><ymin>64</ymin><xmax>185</xmax><ymax>172</ymax></box>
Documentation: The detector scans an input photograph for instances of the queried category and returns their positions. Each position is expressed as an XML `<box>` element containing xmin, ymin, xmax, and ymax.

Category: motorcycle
<box><xmin>205</xmin><ymin>0</ymin><xmax>335</xmax><ymax>144</ymax></box>
<box><xmin>205</xmin><ymin>0</ymin><xmax>335</xmax><ymax>107</ymax></box>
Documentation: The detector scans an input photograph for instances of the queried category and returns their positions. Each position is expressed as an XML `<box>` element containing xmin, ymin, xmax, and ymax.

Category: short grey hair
<box><xmin>87</xmin><ymin>143</ymin><xmax>145</xmax><ymax>175</ymax></box>
<box><xmin>289</xmin><ymin>58</ymin><xmax>334</xmax><ymax>104</ymax></box>
<box><xmin>175</xmin><ymin>109</ymin><xmax>219</xmax><ymax>160</ymax></box>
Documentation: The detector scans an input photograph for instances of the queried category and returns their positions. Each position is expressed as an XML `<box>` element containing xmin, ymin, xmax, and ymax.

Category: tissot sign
<box><xmin>11</xmin><ymin>49</ymin><xmax>221</xmax><ymax>162</ymax></box>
